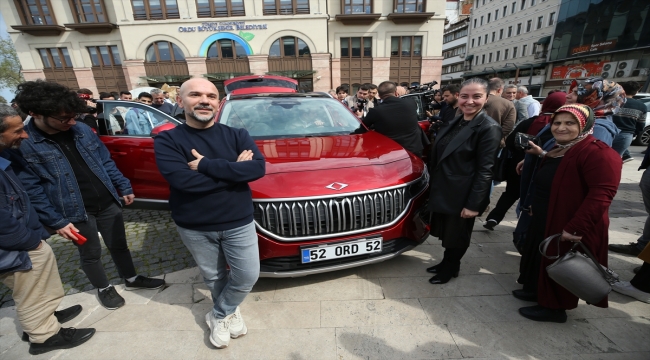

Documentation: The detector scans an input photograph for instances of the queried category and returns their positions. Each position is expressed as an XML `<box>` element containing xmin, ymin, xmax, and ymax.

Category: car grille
<box><xmin>254</xmin><ymin>187</ymin><xmax>409</xmax><ymax>241</ymax></box>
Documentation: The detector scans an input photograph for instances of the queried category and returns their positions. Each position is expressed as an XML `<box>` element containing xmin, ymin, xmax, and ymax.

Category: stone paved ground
<box><xmin>0</xmin><ymin>146</ymin><xmax>649</xmax><ymax>359</ymax></box>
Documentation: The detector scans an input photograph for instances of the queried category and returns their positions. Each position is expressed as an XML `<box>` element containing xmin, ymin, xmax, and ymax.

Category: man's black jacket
<box><xmin>362</xmin><ymin>96</ymin><xmax>425</xmax><ymax>156</ymax></box>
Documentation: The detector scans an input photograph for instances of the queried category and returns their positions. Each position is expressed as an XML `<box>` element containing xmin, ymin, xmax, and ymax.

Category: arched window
<box><xmin>145</xmin><ymin>41</ymin><xmax>185</xmax><ymax>62</ymax></box>
<box><xmin>269</xmin><ymin>37</ymin><xmax>310</xmax><ymax>57</ymax></box>
<box><xmin>207</xmin><ymin>40</ymin><xmax>248</xmax><ymax>59</ymax></box>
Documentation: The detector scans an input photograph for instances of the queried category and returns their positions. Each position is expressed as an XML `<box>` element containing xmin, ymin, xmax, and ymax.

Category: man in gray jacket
<box><xmin>515</xmin><ymin>86</ymin><xmax>541</xmax><ymax>123</ymax></box>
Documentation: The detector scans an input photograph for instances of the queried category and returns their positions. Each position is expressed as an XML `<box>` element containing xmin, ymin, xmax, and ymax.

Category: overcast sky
<box><xmin>0</xmin><ymin>13</ymin><xmax>17</xmax><ymax>103</ymax></box>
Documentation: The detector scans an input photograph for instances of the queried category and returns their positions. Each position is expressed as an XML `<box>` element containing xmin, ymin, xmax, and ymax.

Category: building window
<box><xmin>522</xmin><ymin>44</ymin><xmax>527</xmax><ymax>56</ymax></box>
<box><xmin>504</xmin><ymin>48</ymin><xmax>509</xmax><ymax>59</ymax></box>
<box><xmin>394</xmin><ymin>0</ymin><xmax>425</xmax><ymax>13</ymax></box>
<box><xmin>508</xmin><ymin>26</ymin><xmax>512</xmax><ymax>37</ymax></box>
<box><xmin>145</xmin><ymin>41</ymin><xmax>186</xmax><ymax>62</ymax></box>
<box><xmin>495</xmin><ymin>9</ymin><xmax>498</xmax><ymax>20</ymax></box>
<box><xmin>526</xmin><ymin>20</ymin><xmax>532</xmax><ymax>32</ymax></box>
<box><xmin>487</xmin><ymin>13</ymin><xmax>491</xmax><ymax>23</ymax></box>
<box><xmin>480</xmin><ymin>16</ymin><xmax>483</xmax><ymax>26</ymax></box>
<box><xmin>548</xmin><ymin>12</ymin><xmax>555</xmax><ymax>26</ymax></box>
<box><xmin>513</xmin><ymin>46</ymin><xmax>518</xmax><ymax>58</ymax></box>
<box><xmin>478</xmin><ymin>37</ymin><xmax>481</xmax><ymax>46</ymax></box>
<box><xmin>131</xmin><ymin>0</ymin><xmax>179</xmax><ymax>20</ymax></box>
<box><xmin>442</xmin><ymin>45</ymin><xmax>465</xmax><ymax>59</ymax></box>
<box><xmin>14</xmin><ymin>0</ymin><xmax>57</xmax><ymax>25</ymax></box>
<box><xmin>488</xmin><ymin>53</ymin><xmax>492</xmax><ymax>62</ymax></box>
<box><xmin>484</xmin><ymin>34</ymin><xmax>488</xmax><ymax>44</ymax></box>
<box><xmin>516</xmin><ymin>23</ymin><xmax>522</xmax><ymax>35</ymax></box>
<box><xmin>503</xmin><ymin>6</ymin><xmax>507</xmax><ymax>17</ymax></box>
<box><xmin>88</xmin><ymin>45</ymin><xmax>122</xmax><ymax>66</ymax></box>
<box><xmin>520</xmin><ymin>0</ymin><xmax>525</xmax><ymax>10</ymax></box>
<box><xmin>491</xmin><ymin>32</ymin><xmax>495</xmax><ymax>42</ymax></box>
<box><xmin>263</xmin><ymin>0</ymin><xmax>309</xmax><ymax>15</ymax></box>
<box><xmin>481</xmin><ymin>54</ymin><xmax>485</xmax><ymax>64</ymax></box>
<box><xmin>341</xmin><ymin>37</ymin><xmax>372</xmax><ymax>57</ymax></box>
<box><xmin>499</xmin><ymin>29</ymin><xmax>504</xmax><ymax>39</ymax></box>
<box><xmin>511</xmin><ymin>2</ymin><xmax>516</xmax><ymax>14</ymax></box>
<box><xmin>531</xmin><ymin>0</ymin><xmax>535</xmax><ymax>5</ymax></box>
<box><xmin>70</xmin><ymin>0</ymin><xmax>108</xmax><ymax>23</ymax></box>
<box><xmin>196</xmin><ymin>0</ymin><xmax>245</xmax><ymax>17</ymax></box>
<box><xmin>496</xmin><ymin>50</ymin><xmax>500</xmax><ymax>61</ymax></box>
<box><xmin>342</xmin><ymin>0</ymin><xmax>372</xmax><ymax>14</ymax></box>
<box><xmin>391</xmin><ymin>36</ymin><xmax>422</xmax><ymax>56</ymax></box>
<box><xmin>471</xmin><ymin>38</ymin><xmax>475</xmax><ymax>47</ymax></box>
<box><xmin>475</xmin><ymin>56</ymin><xmax>478</xmax><ymax>65</ymax></box>
<box><xmin>270</xmin><ymin>36</ymin><xmax>310</xmax><ymax>57</ymax></box>
<box><xmin>38</xmin><ymin>48</ymin><xmax>73</xmax><ymax>68</ymax></box>
<box><xmin>207</xmin><ymin>39</ymin><xmax>248</xmax><ymax>59</ymax></box>
<box><xmin>473</xmin><ymin>19</ymin><xmax>477</xmax><ymax>28</ymax></box>
<box><xmin>537</xmin><ymin>16</ymin><xmax>543</xmax><ymax>29</ymax></box>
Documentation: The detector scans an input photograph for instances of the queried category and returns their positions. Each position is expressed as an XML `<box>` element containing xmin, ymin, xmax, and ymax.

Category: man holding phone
<box><xmin>13</xmin><ymin>81</ymin><xmax>164</xmax><ymax>310</ymax></box>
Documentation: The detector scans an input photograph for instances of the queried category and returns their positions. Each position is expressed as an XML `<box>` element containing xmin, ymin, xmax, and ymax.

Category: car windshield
<box><xmin>218</xmin><ymin>97</ymin><xmax>362</xmax><ymax>139</ymax></box>
<box><xmin>224</xmin><ymin>78</ymin><xmax>297</xmax><ymax>93</ymax></box>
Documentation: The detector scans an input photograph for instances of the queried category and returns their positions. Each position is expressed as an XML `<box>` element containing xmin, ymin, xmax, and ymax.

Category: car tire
<box><xmin>633</xmin><ymin>126</ymin><xmax>650</xmax><ymax>146</ymax></box>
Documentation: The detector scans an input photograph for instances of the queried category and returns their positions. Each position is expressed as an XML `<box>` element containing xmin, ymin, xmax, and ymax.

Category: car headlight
<box><xmin>407</xmin><ymin>165</ymin><xmax>429</xmax><ymax>198</ymax></box>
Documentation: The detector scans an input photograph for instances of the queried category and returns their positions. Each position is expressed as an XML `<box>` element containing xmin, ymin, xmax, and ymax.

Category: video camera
<box><xmin>355</xmin><ymin>97</ymin><xmax>368</xmax><ymax>112</ymax></box>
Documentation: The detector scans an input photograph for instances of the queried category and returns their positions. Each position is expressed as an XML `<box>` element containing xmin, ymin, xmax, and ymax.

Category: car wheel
<box><xmin>634</xmin><ymin>126</ymin><xmax>650</xmax><ymax>146</ymax></box>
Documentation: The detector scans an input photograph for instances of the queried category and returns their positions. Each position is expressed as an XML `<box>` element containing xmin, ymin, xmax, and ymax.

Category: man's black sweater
<box><xmin>154</xmin><ymin>123</ymin><xmax>265</xmax><ymax>231</ymax></box>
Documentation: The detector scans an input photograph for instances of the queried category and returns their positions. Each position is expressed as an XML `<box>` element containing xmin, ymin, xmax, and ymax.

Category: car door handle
<box><xmin>111</xmin><ymin>152</ymin><xmax>127</xmax><ymax>156</ymax></box>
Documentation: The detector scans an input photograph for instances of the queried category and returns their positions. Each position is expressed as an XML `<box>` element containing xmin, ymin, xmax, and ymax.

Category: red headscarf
<box><xmin>527</xmin><ymin>91</ymin><xmax>567</xmax><ymax>136</ymax></box>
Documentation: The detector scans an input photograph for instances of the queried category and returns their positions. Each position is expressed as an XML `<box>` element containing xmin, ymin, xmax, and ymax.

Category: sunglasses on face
<box><xmin>49</xmin><ymin>114</ymin><xmax>79</xmax><ymax>123</ymax></box>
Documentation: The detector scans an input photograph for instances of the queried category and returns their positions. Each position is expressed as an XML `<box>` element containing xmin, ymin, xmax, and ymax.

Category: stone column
<box><xmin>247</xmin><ymin>55</ymin><xmax>268</xmax><ymax>75</ymax></box>
<box><xmin>21</xmin><ymin>69</ymin><xmax>46</xmax><ymax>81</ymax></box>
<box><xmin>331</xmin><ymin>58</ymin><xmax>341</xmax><ymax>87</ymax></box>
<box><xmin>72</xmin><ymin>68</ymin><xmax>98</xmax><ymax>95</ymax></box>
<box><xmin>372</xmin><ymin>57</ymin><xmax>390</xmax><ymax>85</ymax></box>
<box><xmin>421</xmin><ymin>56</ymin><xmax>443</xmax><ymax>85</ymax></box>
<box><xmin>311</xmin><ymin>53</ymin><xmax>331</xmax><ymax>92</ymax></box>
<box><xmin>121</xmin><ymin>59</ymin><xmax>148</xmax><ymax>90</ymax></box>
<box><xmin>186</xmin><ymin>57</ymin><xmax>208</xmax><ymax>78</ymax></box>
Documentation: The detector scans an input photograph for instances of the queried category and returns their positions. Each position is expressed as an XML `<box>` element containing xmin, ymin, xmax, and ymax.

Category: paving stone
<box><xmin>273</xmin><ymin>277</ymin><xmax>384</xmax><ymax>301</ymax></box>
<box><xmin>380</xmin><ymin>275</ymin><xmax>508</xmax><ymax>299</ymax></box>
<box><xmin>588</xmin><ymin>317</ymin><xmax>650</xmax><ymax>352</ymax></box>
<box><xmin>419</xmin><ymin>295</ymin><xmax>532</xmax><ymax>325</ymax></box>
<box><xmin>150</xmin><ymin>283</ymin><xmax>193</xmax><ymax>305</ymax></box>
<box><xmin>321</xmin><ymin>298</ymin><xmax>428</xmax><ymax>327</ymax></box>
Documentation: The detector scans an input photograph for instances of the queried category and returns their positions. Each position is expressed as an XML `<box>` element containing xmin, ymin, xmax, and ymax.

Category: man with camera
<box><xmin>360</xmin><ymin>81</ymin><xmax>424</xmax><ymax>157</ymax></box>
<box><xmin>344</xmin><ymin>84</ymin><xmax>374</xmax><ymax>118</ymax></box>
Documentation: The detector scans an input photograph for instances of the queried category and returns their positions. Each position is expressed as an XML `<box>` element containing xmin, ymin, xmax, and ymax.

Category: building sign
<box><xmin>570</xmin><ymin>40</ymin><xmax>617</xmax><ymax>56</ymax></box>
<box><xmin>179</xmin><ymin>21</ymin><xmax>267</xmax><ymax>33</ymax></box>
<box><xmin>550</xmin><ymin>61</ymin><xmax>606</xmax><ymax>79</ymax></box>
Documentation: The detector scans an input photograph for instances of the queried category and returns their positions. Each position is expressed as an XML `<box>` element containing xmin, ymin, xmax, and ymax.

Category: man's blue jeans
<box><xmin>637</xmin><ymin>169</ymin><xmax>650</xmax><ymax>251</ymax></box>
<box><xmin>177</xmin><ymin>221</ymin><xmax>259</xmax><ymax>319</ymax></box>
<box><xmin>611</xmin><ymin>131</ymin><xmax>634</xmax><ymax>157</ymax></box>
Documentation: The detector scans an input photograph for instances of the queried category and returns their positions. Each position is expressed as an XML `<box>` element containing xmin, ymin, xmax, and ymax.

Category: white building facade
<box><xmin>441</xmin><ymin>17</ymin><xmax>468</xmax><ymax>86</ymax></box>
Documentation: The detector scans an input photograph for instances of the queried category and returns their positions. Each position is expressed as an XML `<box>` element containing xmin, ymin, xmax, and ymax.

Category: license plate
<box><xmin>301</xmin><ymin>238</ymin><xmax>383</xmax><ymax>264</ymax></box>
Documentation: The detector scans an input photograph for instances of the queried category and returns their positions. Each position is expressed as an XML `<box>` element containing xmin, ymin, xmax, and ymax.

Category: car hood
<box><xmin>251</xmin><ymin>132</ymin><xmax>424</xmax><ymax>199</ymax></box>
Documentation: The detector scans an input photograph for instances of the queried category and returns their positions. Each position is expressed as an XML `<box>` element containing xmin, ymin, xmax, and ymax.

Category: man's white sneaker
<box><xmin>229</xmin><ymin>307</ymin><xmax>247</xmax><ymax>339</ymax></box>
<box><xmin>612</xmin><ymin>281</ymin><xmax>650</xmax><ymax>303</ymax></box>
<box><xmin>205</xmin><ymin>312</ymin><xmax>232</xmax><ymax>348</ymax></box>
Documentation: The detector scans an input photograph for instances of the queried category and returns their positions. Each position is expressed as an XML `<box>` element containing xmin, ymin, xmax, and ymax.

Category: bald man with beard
<box><xmin>153</xmin><ymin>79</ymin><xmax>266</xmax><ymax>349</ymax></box>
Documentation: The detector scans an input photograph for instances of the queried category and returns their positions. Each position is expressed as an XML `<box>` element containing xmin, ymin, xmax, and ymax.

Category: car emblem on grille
<box><xmin>325</xmin><ymin>182</ymin><xmax>348</xmax><ymax>191</ymax></box>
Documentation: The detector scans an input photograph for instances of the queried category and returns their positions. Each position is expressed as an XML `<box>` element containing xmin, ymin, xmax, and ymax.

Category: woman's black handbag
<box><xmin>540</xmin><ymin>234</ymin><xmax>618</xmax><ymax>304</ymax></box>
<box><xmin>492</xmin><ymin>148</ymin><xmax>509</xmax><ymax>182</ymax></box>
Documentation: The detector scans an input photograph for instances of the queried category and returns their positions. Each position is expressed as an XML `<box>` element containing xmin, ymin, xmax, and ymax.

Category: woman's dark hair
<box><xmin>138</xmin><ymin>92</ymin><xmax>153</xmax><ymax>100</ymax></box>
<box><xmin>110</xmin><ymin>91</ymin><xmax>120</xmax><ymax>99</ymax></box>
<box><xmin>99</xmin><ymin>92</ymin><xmax>114</xmax><ymax>100</ymax></box>
<box><xmin>460</xmin><ymin>78</ymin><xmax>489</xmax><ymax>94</ymax></box>
<box><xmin>335</xmin><ymin>85</ymin><xmax>348</xmax><ymax>94</ymax></box>
<box><xmin>14</xmin><ymin>80</ymin><xmax>87</xmax><ymax>116</ymax></box>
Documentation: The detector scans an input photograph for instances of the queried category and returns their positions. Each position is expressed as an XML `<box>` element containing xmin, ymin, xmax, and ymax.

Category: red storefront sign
<box><xmin>570</xmin><ymin>40</ymin><xmax>617</xmax><ymax>56</ymax></box>
<box><xmin>550</xmin><ymin>61</ymin><xmax>606</xmax><ymax>79</ymax></box>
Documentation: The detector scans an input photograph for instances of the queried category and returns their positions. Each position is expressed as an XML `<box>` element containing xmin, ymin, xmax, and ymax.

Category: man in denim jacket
<box><xmin>0</xmin><ymin>105</ymin><xmax>95</xmax><ymax>355</ymax></box>
<box><xmin>13</xmin><ymin>81</ymin><xmax>164</xmax><ymax>310</ymax></box>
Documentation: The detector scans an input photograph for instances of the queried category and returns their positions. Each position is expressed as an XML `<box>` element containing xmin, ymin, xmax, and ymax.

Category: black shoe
<box><xmin>426</xmin><ymin>262</ymin><xmax>446</xmax><ymax>274</ymax></box>
<box><xmin>483</xmin><ymin>219</ymin><xmax>498</xmax><ymax>231</ymax></box>
<box><xmin>512</xmin><ymin>289</ymin><xmax>537</xmax><ymax>302</ymax></box>
<box><xmin>98</xmin><ymin>285</ymin><xmax>125</xmax><ymax>310</ymax></box>
<box><xmin>428</xmin><ymin>271</ymin><xmax>459</xmax><ymax>284</ymax></box>
<box><xmin>634</xmin><ymin>266</ymin><xmax>641</xmax><ymax>274</ymax></box>
<box><xmin>608</xmin><ymin>243</ymin><xmax>642</xmax><ymax>256</ymax></box>
<box><xmin>22</xmin><ymin>305</ymin><xmax>83</xmax><ymax>342</ymax></box>
<box><xmin>124</xmin><ymin>275</ymin><xmax>165</xmax><ymax>290</ymax></box>
<box><xmin>518</xmin><ymin>305</ymin><xmax>567</xmax><ymax>323</ymax></box>
<box><xmin>28</xmin><ymin>327</ymin><xmax>95</xmax><ymax>355</ymax></box>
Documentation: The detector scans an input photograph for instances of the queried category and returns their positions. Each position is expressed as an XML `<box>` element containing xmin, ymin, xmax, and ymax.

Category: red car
<box><xmin>96</xmin><ymin>84</ymin><xmax>429</xmax><ymax>277</ymax></box>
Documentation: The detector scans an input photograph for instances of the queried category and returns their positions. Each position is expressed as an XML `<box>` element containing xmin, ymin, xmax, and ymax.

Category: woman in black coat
<box><xmin>426</xmin><ymin>78</ymin><xmax>502</xmax><ymax>284</ymax></box>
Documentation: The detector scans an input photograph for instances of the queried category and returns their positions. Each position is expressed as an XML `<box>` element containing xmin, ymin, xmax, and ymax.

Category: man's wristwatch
<box><xmin>538</xmin><ymin>151</ymin><xmax>547</xmax><ymax>158</ymax></box>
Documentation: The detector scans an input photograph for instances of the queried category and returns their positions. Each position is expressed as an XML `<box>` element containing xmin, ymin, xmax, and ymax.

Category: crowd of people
<box><xmin>1</xmin><ymin>75</ymin><xmax>649</xmax><ymax>356</ymax></box>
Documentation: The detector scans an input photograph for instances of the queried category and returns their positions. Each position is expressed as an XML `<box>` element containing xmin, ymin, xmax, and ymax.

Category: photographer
<box><xmin>344</xmin><ymin>84</ymin><xmax>374</xmax><ymax>119</ymax></box>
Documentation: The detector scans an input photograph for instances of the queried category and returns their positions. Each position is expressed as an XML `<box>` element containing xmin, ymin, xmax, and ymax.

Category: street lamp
<box><xmin>505</xmin><ymin>63</ymin><xmax>519</xmax><ymax>85</ymax></box>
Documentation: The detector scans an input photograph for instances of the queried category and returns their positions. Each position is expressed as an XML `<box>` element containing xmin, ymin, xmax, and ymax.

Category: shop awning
<box><xmin>462</xmin><ymin>70</ymin><xmax>490</xmax><ymax>77</ymax></box>
<box><xmin>464</xmin><ymin>54</ymin><xmax>474</xmax><ymax>61</ymax></box>
<box><xmin>266</xmin><ymin>70</ymin><xmax>316</xmax><ymax>79</ymax></box>
<box><xmin>536</xmin><ymin>36</ymin><xmax>551</xmax><ymax>45</ymax></box>
<box><xmin>204</xmin><ymin>72</ymin><xmax>253</xmax><ymax>81</ymax></box>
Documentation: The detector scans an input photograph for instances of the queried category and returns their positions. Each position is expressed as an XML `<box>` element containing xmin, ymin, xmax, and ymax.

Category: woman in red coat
<box><xmin>518</xmin><ymin>104</ymin><xmax>622</xmax><ymax>322</ymax></box>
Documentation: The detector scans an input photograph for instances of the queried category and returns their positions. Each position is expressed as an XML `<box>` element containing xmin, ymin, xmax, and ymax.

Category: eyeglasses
<box><xmin>49</xmin><ymin>114</ymin><xmax>79</xmax><ymax>123</ymax></box>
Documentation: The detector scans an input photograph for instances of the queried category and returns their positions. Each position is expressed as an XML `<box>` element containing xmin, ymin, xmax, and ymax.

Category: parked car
<box><xmin>632</xmin><ymin>101</ymin><xmax>650</xmax><ymax>146</ymax></box>
<box><xmin>95</xmin><ymin>91</ymin><xmax>430</xmax><ymax>277</ymax></box>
